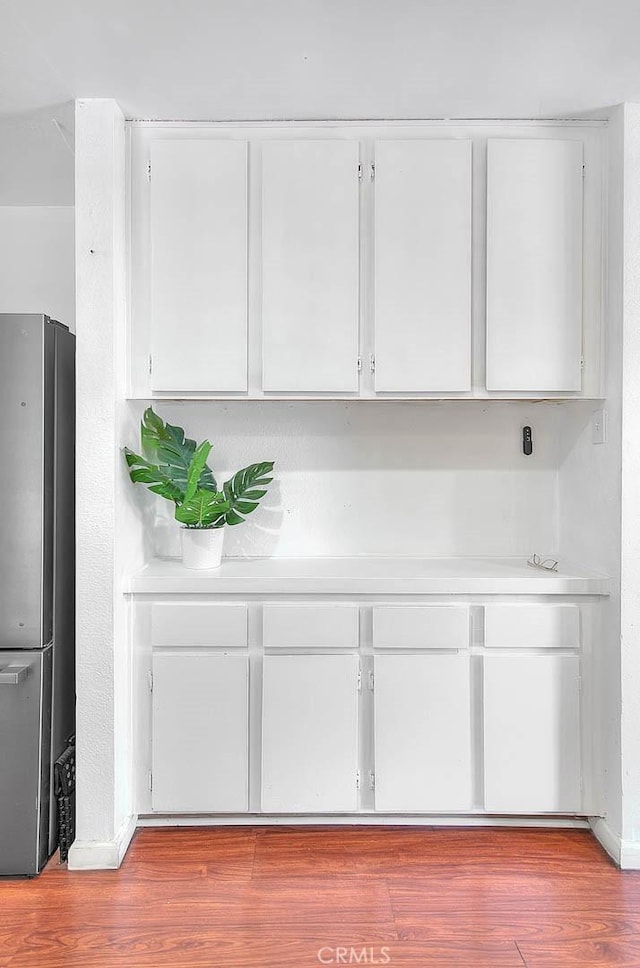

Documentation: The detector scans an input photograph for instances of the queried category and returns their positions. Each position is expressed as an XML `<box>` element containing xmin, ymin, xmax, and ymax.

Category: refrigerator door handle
<box><xmin>0</xmin><ymin>663</ymin><xmax>29</xmax><ymax>684</ymax></box>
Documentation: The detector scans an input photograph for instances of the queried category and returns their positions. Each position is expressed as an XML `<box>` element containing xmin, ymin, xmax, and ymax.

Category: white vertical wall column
<box><xmin>69</xmin><ymin>99</ymin><xmax>138</xmax><ymax>869</ymax></box>
<box><xmin>619</xmin><ymin>102</ymin><xmax>640</xmax><ymax>868</ymax></box>
<box><xmin>589</xmin><ymin>102</ymin><xmax>640</xmax><ymax>870</ymax></box>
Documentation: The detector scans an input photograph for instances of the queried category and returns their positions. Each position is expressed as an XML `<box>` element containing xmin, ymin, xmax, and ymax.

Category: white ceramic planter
<box><xmin>181</xmin><ymin>527</ymin><xmax>225</xmax><ymax>569</ymax></box>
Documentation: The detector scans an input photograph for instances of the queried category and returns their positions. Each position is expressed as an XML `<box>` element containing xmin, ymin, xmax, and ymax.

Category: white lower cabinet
<box><xmin>261</xmin><ymin>654</ymin><xmax>360</xmax><ymax>812</ymax></box>
<box><xmin>151</xmin><ymin>652</ymin><xmax>249</xmax><ymax>812</ymax></box>
<box><xmin>374</xmin><ymin>654</ymin><xmax>473</xmax><ymax>812</ymax></box>
<box><xmin>483</xmin><ymin>653</ymin><xmax>581</xmax><ymax>813</ymax></box>
<box><xmin>143</xmin><ymin>598</ymin><xmax>585</xmax><ymax>818</ymax></box>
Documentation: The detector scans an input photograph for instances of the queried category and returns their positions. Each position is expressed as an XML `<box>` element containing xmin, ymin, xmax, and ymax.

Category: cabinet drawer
<box><xmin>484</xmin><ymin>604</ymin><xmax>580</xmax><ymax>650</ymax></box>
<box><xmin>151</xmin><ymin>603</ymin><xmax>248</xmax><ymax>648</ymax></box>
<box><xmin>372</xmin><ymin>605</ymin><xmax>469</xmax><ymax>650</ymax></box>
<box><xmin>263</xmin><ymin>604</ymin><xmax>359</xmax><ymax>649</ymax></box>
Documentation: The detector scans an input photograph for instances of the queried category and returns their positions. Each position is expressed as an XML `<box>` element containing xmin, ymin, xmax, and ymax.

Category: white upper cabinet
<box><xmin>374</xmin><ymin>140</ymin><xmax>472</xmax><ymax>392</ymax></box>
<box><xmin>261</xmin><ymin>140</ymin><xmax>360</xmax><ymax>392</ymax></box>
<box><xmin>132</xmin><ymin>124</ymin><xmax>601</xmax><ymax>398</ymax></box>
<box><xmin>150</xmin><ymin>140</ymin><xmax>248</xmax><ymax>392</ymax></box>
<box><xmin>486</xmin><ymin>139</ymin><xmax>584</xmax><ymax>392</ymax></box>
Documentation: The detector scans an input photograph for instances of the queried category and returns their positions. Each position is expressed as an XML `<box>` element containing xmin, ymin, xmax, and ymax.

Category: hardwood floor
<box><xmin>1</xmin><ymin>826</ymin><xmax>640</xmax><ymax>967</ymax></box>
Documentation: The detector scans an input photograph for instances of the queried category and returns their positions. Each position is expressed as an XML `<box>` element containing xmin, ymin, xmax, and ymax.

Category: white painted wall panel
<box><xmin>152</xmin><ymin>652</ymin><xmax>248</xmax><ymax>812</ymax></box>
<box><xmin>483</xmin><ymin>654</ymin><xmax>581</xmax><ymax>812</ymax></box>
<box><xmin>263</xmin><ymin>604</ymin><xmax>359</xmax><ymax>649</ymax></box>
<box><xmin>150</xmin><ymin>140</ymin><xmax>248</xmax><ymax>391</ymax></box>
<box><xmin>150</xmin><ymin>401</ymin><xmax>559</xmax><ymax>560</ymax></box>
<box><xmin>486</xmin><ymin>139</ymin><xmax>584</xmax><ymax>391</ymax></box>
<box><xmin>151</xmin><ymin>603</ymin><xmax>247</xmax><ymax>648</ymax></box>
<box><xmin>374</xmin><ymin>654</ymin><xmax>472</xmax><ymax>811</ymax></box>
<box><xmin>0</xmin><ymin>207</ymin><xmax>75</xmax><ymax>330</ymax></box>
<box><xmin>261</xmin><ymin>140</ymin><xmax>360</xmax><ymax>391</ymax></box>
<box><xmin>484</xmin><ymin>604</ymin><xmax>580</xmax><ymax>650</ymax></box>
<box><xmin>261</xmin><ymin>654</ymin><xmax>359</xmax><ymax>811</ymax></box>
<box><xmin>374</xmin><ymin>140</ymin><xmax>472</xmax><ymax>391</ymax></box>
<box><xmin>373</xmin><ymin>605</ymin><xmax>469</xmax><ymax>650</ymax></box>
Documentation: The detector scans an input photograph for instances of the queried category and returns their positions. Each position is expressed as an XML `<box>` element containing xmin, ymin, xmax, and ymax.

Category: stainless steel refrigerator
<box><xmin>0</xmin><ymin>314</ymin><xmax>75</xmax><ymax>876</ymax></box>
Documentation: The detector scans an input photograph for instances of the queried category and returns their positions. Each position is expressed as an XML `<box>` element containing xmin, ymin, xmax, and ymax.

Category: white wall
<box><xmin>70</xmin><ymin>99</ymin><xmax>144</xmax><ymax>870</ymax></box>
<box><xmin>559</xmin><ymin>104</ymin><xmax>640</xmax><ymax>867</ymax></box>
<box><xmin>138</xmin><ymin>401</ymin><xmax>560</xmax><ymax>560</ymax></box>
<box><xmin>0</xmin><ymin>206</ymin><xmax>75</xmax><ymax>329</ymax></box>
<box><xmin>619</xmin><ymin>103</ymin><xmax>640</xmax><ymax>856</ymax></box>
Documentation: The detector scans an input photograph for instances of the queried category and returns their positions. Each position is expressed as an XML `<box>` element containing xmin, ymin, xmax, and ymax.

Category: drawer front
<box><xmin>263</xmin><ymin>604</ymin><xmax>359</xmax><ymax>649</ymax></box>
<box><xmin>151</xmin><ymin>603</ymin><xmax>248</xmax><ymax>648</ymax></box>
<box><xmin>484</xmin><ymin>604</ymin><xmax>580</xmax><ymax>650</ymax></box>
<box><xmin>372</xmin><ymin>605</ymin><xmax>469</xmax><ymax>650</ymax></box>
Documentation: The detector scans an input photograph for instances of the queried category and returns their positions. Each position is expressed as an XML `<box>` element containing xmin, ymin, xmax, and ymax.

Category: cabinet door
<box><xmin>261</xmin><ymin>141</ymin><xmax>360</xmax><ymax>392</ymax></box>
<box><xmin>374</xmin><ymin>140</ymin><xmax>472</xmax><ymax>392</ymax></box>
<box><xmin>483</xmin><ymin>654</ymin><xmax>581</xmax><ymax>812</ymax></box>
<box><xmin>152</xmin><ymin>652</ymin><xmax>248</xmax><ymax>812</ymax></box>
<box><xmin>261</xmin><ymin>654</ymin><xmax>359</xmax><ymax>811</ymax></box>
<box><xmin>486</xmin><ymin>139</ymin><xmax>583</xmax><ymax>392</ymax></box>
<box><xmin>150</xmin><ymin>140</ymin><xmax>248</xmax><ymax>391</ymax></box>
<box><xmin>374</xmin><ymin>654</ymin><xmax>472</xmax><ymax>812</ymax></box>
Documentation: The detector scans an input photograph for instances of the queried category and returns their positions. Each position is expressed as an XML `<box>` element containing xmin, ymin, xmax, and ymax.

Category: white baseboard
<box><xmin>138</xmin><ymin>813</ymin><xmax>590</xmax><ymax>829</ymax></box>
<box><xmin>68</xmin><ymin>814</ymin><xmax>137</xmax><ymax>870</ymax></box>
<box><xmin>590</xmin><ymin>816</ymin><xmax>640</xmax><ymax>869</ymax></box>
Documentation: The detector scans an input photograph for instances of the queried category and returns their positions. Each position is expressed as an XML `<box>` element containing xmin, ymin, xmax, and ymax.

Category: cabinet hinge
<box><xmin>358</xmin><ymin>163</ymin><xmax>363</xmax><ymax>180</ymax></box>
<box><xmin>368</xmin><ymin>670</ymin><xmax>375</xmax><ymax>691</ymax></box>
<box><xmin>356</xmin><ymin>770</ymin><xmax>361</xmax><ymax>790</ymax></box>
<box><xmin>148</xmin><ymin>771</ymin><xmax>153</xmax><ymax>792</ymax></box>
<box><xmin>357</xmin><ymin>664</ymin><xmax>362</xmax><ymax>692</ymax></box>
<box><xmin>369</xmin><ymin>354</ymin><xmax>376</xmax><ymax>374</ymax></box>
<box><xmin>580</xmin><ymin>357</ymin><xmax>585</xmax><ymax>370</ymax></box>
<box><xmin>370</xmin><ymin>163</ymin><xmax>375</xmax><ymax>181</ymax></box>
<box><xmin>357</xmin><ymin>356</ymin><xmax>362</xmax><ymax>373</ymax></box>
<box><xmin>369</xmin><ymin>770</ymin><xmax>376</xmax><ymax>791</ymax></box>
<box><xmin>582</xmin><ymin>164</ymin><xmax>586</xmax><ymax>179</ymax></box>
<box><xmin>148</xmin><ymin>354</ymin><xmax>153</xmax><ymax>375</ymax></box>
<box><xmin>147</xmin><ymin>161</ymin><xmax>152</xmax><ymax>181</ymax></box>
<box><xmin>148</xmin><ymin>671</ymin><xmax>153</xmax><ymax>693</ymax></box>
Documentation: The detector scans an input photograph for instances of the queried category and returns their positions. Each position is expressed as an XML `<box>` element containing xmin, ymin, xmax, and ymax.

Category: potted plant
<box><xmin>124</xmin><ymin>408</ymin><xmax>274</xmax><ymax>569</ymax></box>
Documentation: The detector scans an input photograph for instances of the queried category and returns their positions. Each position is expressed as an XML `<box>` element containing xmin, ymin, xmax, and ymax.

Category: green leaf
<box><xmin>220</xmin><ymin>461</ymin><xmax>274</xmax><ymax>526</ymax></box>
<box><xmin>139</xmin><ymin>408</ymin><xmax>217</xmax><ymax>494</ymax></box>
<box><xmin>123</xmin><ymin>448</ymin><xmax>184</xmax><ymax>504</ymax></box>
<box><xmin>175</xmin><ymin>490</ymin><xmax>230</xmax><ymax>528</ymax></box>
<box><xmin>234</xmin><ymin>500</ymin><xmax>260</xmax><ymax>515</ymax></box>
<box><xmin>184</xmin><ymin>440</ymin><xmax>213</xmax><ymax>502</ymax></box>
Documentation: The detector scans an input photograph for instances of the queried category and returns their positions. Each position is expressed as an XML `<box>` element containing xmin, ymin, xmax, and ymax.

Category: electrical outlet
<box><xmin>592</xmin><ymin>408</ymin><xmax>607</xmax><ymax>444</ymax></box>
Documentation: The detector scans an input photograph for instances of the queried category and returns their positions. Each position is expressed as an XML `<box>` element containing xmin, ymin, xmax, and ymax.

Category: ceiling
<box><xmin>2</xmin><ymin>0</ymin><xmax>640</xmax><ymax>204</ymax></box>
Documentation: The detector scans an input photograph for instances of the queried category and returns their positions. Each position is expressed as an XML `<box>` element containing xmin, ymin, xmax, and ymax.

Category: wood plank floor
<box><xmin>2</xmin><ymin>826</ymin><xmax>640</xmax><ymax>967</ymax></box>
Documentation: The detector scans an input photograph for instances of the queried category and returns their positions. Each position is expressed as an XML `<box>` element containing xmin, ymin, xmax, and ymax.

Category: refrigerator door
<box><xmin>0</xmin><ymin>314</ymin><xmax>53</xmax><ymax>649</ymax></box>
<box><xmin>0</xmin><ymin>647</ymin><xmax>52</xmax><ymax>876</ymax></box>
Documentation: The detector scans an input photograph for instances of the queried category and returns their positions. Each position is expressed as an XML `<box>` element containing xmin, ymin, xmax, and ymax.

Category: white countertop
<box><xmin>125</xmin><ymin>556</ymin><xmax>610</xmax><ymax>596</ymax></box>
